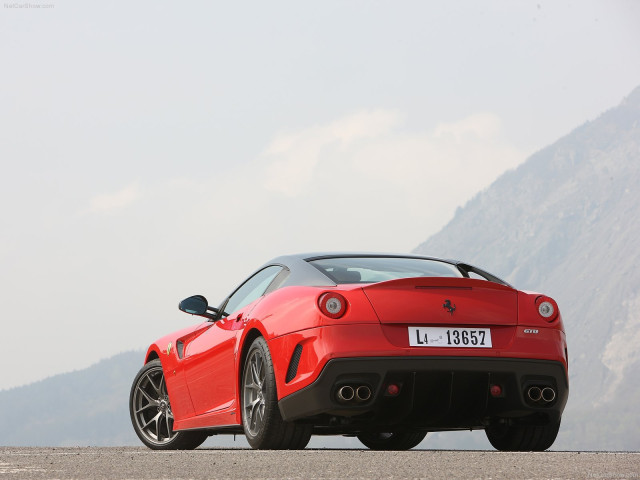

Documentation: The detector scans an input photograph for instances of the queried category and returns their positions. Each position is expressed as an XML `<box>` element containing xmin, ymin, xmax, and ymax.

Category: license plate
<box><xmin>408</xmin><ymin>326</ymin><xmax>492</xmax><ymax>348</ymax></box>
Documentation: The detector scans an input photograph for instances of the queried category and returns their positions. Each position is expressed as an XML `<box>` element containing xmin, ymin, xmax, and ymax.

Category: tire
<box><xmin>129</xmin><ymin>359</ymin><xmax>208</xmax><ymax>450</ymax></box>
<box><xmin>357</xmin><ymin>431</ymin><xmax>427</xmax><ymax>450</ymax></box>
<box><xmin>485</xmin><ymin>419</ymin><xmax>561</xmax><ymax>451</ymax></box>
<box><xmin>242</xmin><ymin>337</ymin><xmax>312</xmax><ymax>449</ymax></box>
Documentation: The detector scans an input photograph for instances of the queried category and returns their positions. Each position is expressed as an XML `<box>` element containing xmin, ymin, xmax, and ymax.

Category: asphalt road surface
<box><xmin>0</xmin><ymin>447</ymin><xmax>638</xmax><ymax>480</ymax></box>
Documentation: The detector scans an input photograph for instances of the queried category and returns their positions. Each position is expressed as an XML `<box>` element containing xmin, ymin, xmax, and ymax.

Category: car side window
<box><xmin>221</xmin><ymin>265</ymin><xmax>283</xmax><ymax>317</ymax></box>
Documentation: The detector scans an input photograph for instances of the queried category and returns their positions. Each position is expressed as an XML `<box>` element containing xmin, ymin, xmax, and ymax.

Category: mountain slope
<box><xmin>0</xmin><ymin>351</ymin><xmax>143</xmax><ymax>446</ymax></box>
<box><xmin>414</xmin><ymin>85</ymin><xmax>640</xmax><ymax>450</ymax></box>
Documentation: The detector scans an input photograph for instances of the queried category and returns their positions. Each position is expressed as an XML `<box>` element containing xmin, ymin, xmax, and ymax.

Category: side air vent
<box><xmin>176</xmin><ymin>340</ymin><xmax>184</xmax><ymax>359</ymax></box>
<box><xmin>285</xmin><ymin>344</ymin><xmax>303</xmax><ymax>383</ymax></box>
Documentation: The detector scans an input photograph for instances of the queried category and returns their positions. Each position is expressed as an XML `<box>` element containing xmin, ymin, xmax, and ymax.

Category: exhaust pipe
<box><xmin>355</xmin><ymin>385</ymin><xmax>372</xmax><ymax>402</ymax></box>
<box><xmin>527</xmin><ymin>386</ymin><xmax>542</xmax><ymax>402</ymax></box>
<box><xmin>337</xmin><ymin>385</ymin><xmax>355</xmax><ymax>402</ymax></box>
<box><xmin>541</xmin><ymin>387</ymin><xmax>556</xmax><ymax>403</ymax></box>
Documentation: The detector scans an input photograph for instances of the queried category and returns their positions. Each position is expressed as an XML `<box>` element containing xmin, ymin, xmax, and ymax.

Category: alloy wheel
<box><xmin>243</xmin><ymin>348</ymin><xmax>267</xmax><ymax>436</ymax></box>
<box><xmin>131</xmin><ymin>365</ymin><xmax>176</xmax><ymax>445</ymax></box>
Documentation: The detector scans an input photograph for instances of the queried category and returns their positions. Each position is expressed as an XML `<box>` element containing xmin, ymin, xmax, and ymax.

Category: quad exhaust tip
<box><xmin>356</xmin><ymin>385</ymin><xmax>372</xmax><ymax>402</ymax></box>
<box><xmin>541</xmin><ymin>387</ymin><xmax>556</xmax><ymax>402</ymax></box>
<box><xmin>337</xmin><ymin>385</ymin><xmax>355</xmax><ymax>402</ymax></box>
<box><xmin>336</xmin><ymin>384</ymin><xmax>372</xmax><ymax>404</ymax></box>
<box><xmin>527</xmin><ymin>386</ymin><xmax>542</xmax><ymax>402</ymax></box>
<box><xmin>526</xmin><ymin>385</ymin><xmax>556</xmax><ymax>404</ymax></box>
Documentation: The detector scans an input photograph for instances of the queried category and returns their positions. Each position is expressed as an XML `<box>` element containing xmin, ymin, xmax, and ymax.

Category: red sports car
<box><xmin>129</xmin><ymin>254</ymin><xmax>568</xmax><ymax>451</ymax></box>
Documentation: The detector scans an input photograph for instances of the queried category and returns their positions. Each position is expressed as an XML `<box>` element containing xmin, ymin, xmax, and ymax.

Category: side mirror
<box><xmin>178</xmin><ymin>295</ymin><xmax>217</xmax><ymax>320</ymax></box>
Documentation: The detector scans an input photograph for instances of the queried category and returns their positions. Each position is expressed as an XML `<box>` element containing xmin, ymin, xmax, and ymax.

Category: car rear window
<box><xmin>308</xmin><ymin>257</ymin><xmax>463</xmax><ymax>284</ymax></box>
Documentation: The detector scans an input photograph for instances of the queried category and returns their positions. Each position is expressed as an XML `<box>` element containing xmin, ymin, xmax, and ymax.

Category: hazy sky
<box><xmin>1</xmin><ymin>0</ymin><xmax>639</xmax><ymax>390</ymax></box>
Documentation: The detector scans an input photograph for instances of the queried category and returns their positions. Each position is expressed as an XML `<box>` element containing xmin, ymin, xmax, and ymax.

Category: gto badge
<box><xmin>166</xmin><ymin>342</ymin><xmax>172</xmax><ymax>355</ymax></box>
<box><xmin>443</xmin><ymin>299</ymin><xmax>456</xmax><ymax>315</ymax></box>
<box><xmin>524</xmin><ymin>329</ymin><xmax>539</xmax><ymax>334</ymax></box>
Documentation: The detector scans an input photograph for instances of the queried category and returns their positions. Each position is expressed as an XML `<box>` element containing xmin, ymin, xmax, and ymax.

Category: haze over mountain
<box><xmin>415</xmin><ymin>85</ymin><xmax>640</xmax><ymax>450</ymax></box>
<box><xmin>1</xmin><ymin>86</ymin><xmax>639</xmax><ymax>450</ymax></box>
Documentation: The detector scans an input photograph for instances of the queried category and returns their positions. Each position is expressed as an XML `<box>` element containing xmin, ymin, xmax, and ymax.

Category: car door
<box><xmin>183</xmin><ymin>265</ymin><xmax>284</xmax><ymax>416</ymax></box>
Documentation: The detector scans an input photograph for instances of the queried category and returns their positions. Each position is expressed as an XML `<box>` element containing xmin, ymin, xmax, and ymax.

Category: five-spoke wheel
<box><xmin>241</xmin><ymin>337</ymin><xmax>311</xmax><ymax>449</ymax></box>
<box><xmin>243</xmin><ymin>343</ymin><xmax>267</xmax><ymax>437</ymax></box>
<box><xmin>129</xmin><ymin>359</ymin><xmax>207</xmax><ymax>450</ymax></box>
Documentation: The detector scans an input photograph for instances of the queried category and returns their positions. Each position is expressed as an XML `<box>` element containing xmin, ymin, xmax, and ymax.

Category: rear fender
<box><xmin>246</xmin><ymin>285</ymin><xmax>379</xmax><ymax>338</ymax></box>
<box><xmin>517</xmin><ymin>291</ymin><xmax>565</xmax><ymax>332</ymax></box>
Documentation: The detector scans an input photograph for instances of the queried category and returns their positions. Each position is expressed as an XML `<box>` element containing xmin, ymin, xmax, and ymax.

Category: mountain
<box><xmin>414</xmin><ymin>85</ymin><xmax>640</xmax><ymax>450</ymax></box>
<box><xmin>0</xmin><ymin>351</ymin><xmax>142</xmax><ymax>446</ymax></box>
<box><xmin>2</xmin><ymin>87</ymin><xmax>639</xmax><ymax>450</ymax></box>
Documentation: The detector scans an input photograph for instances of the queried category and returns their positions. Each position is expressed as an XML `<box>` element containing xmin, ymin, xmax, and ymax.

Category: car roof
<box><xmin>266</xmin><ymin>252</ymin><xmax>511</xmax><ymax>288</ymax></box>
<box><xmin>280</xmin><ymin>252</ymin><xmax>456</xmax><ymax>262</ymax></box>
<box><xmin>257</xmin><ymin>253</ymin><xmax>464</xmax><ymax>288</ymax></box>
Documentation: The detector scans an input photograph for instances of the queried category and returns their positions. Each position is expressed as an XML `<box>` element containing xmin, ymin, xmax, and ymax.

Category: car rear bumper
<box><xmin>278</xmin><ymin>356</ymin><xmax>568</xmax><ymax>430</ymax></box>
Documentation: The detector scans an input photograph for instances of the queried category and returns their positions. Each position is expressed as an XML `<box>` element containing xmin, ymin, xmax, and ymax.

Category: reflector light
<box><xmin>386</xmin><ymin>384</ymin><xmax>400</xmax><ymax>396</ymax></box>
<box><xmin>538</xmin><ymin>301</ymin><xmax>554</xmax><ymax>317</ymax></box>
<box><xmin>326</xmin><ymin>297</ymin><xmax>342</xmax><ymax>314</ymax></box>
<box><xmin>490</xmin><ymin>384</ymin><xmax>502</xmax><ymax>397</ymax></box>
<box><xmin>318</xmin><ymin>293</ymin><xmax>348</xmax><ymax>319</ymax></box>
<box><xmin>535</xmin><ymin>296</ymin><xmax>559</xmax><ymax>322</ymax></box>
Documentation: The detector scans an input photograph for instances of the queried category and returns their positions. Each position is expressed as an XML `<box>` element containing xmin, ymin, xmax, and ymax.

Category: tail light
<box><xmin>318</xmin><ymin>292</ymin><xmax>348</xmax><ymax>319</ymax></box>
<box><xmin>536</xmin><ymin>296</ymin><xmax>559</xmax><ymax>322</ymax></box>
